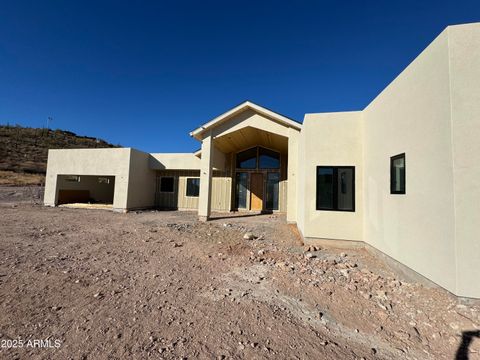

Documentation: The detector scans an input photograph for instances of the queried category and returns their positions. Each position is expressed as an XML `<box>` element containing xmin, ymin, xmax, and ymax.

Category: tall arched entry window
<box><xmin>234</xmin><ymin>147</ymin><xmax>281</xmax><ymax>211</ymax></box>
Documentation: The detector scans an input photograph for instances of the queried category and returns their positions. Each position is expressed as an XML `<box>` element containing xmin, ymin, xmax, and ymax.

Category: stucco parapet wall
<box><xmin>44</xmin><ymin>147</ymin><xmax>137</xmax><ymax>210</ymax></box>
<box><xmin>149</xmin><ymin>153</ymin><xmax>202</xmax><ymax>170</ymax></box>
<box><xmin>46</xmin><ymin>148</ymin><xmax>134</xmax><ymax>173</ymax></box>
<box><xmin>303</xmin><ymin>110</ymin><xmax>363</xmax><ymax>123</ymax></box>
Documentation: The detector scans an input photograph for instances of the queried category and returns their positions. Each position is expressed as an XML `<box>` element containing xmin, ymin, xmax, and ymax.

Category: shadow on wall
<box><xmin>149</xmin><ymin>156</ymin><xmax>166</xmax><ymax>170</ymax></box>
<box><xmin>456</xmin><ymin>330</ymin><xmax>480</xmax><ymax>360</ymax></box>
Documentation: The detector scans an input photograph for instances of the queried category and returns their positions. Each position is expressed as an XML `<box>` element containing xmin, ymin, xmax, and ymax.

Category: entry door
<box><xmin>250</xmin><ymin>173</ymin><xmax>264</xmax><ymax>211</ymax></box>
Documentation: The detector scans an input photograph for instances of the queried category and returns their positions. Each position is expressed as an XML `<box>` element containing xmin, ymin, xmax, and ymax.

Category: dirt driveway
<box><xmin>0</xmin><ymin>189</ymin><xmax>479</xmax><ymax>359</ymax></box>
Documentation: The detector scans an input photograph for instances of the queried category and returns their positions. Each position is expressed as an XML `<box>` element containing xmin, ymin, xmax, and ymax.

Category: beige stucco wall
<box><xmin>45</xmin><ymin>148</ymin><xmax>156</xmax><ymax>211</ymax></box>
<box><xmin>298</xmin><ymin>111</ymin><xmax>363</xmax><ymax>241</ymax></box>
<box><xmin>296</xmin><ymin>124</ymin><xmax>306</xmax><ymax>233</ymax></box>
<box><xmin>44</xmin><ymin>148</ymin><xmax>132</xmax><ymax>210</ymax></box>
<box><xmin>296</xmin><ymin>23</ymin><xmax>480</xmax><ymax>298</ymax></box>
<box><xmin>287</xmin><ymin>128</ymin><xmax>299</xmax><ymax>222</ymax></box>
<box><xmin>149</xmin><ymin>153</ymin><xmax>200</xmax><ymax>170</ymax></box>
<box><xmin>362</xmin><ymin>28</ymin><xmax>458</xmax><ymax>294</ymax></box>
<box><xmin>448</xmin><ymin>24</ymin><xmax>480</xmax><ymax>298</ymax></box>
<box><xmin>126</xmin><ymin>149</ymin><xmax>156</xmax><ymax>210</ymax></box>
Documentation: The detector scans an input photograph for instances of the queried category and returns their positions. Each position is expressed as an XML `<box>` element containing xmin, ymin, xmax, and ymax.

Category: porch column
<box><xmin>287</xmin><ymin>128</ymin><xmax>299</xmax><ymax>223</ymax></box>
<box><xmin>198</xmin><ymin>132</ymin><xmax>213</xmax><ymax>221</ymax></box>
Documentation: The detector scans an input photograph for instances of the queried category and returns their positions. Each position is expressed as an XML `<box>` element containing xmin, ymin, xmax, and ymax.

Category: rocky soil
<box><xmin>0</xmin><ymin>188</ymin><xmax>479</xmax><ymax>359</ymax></box>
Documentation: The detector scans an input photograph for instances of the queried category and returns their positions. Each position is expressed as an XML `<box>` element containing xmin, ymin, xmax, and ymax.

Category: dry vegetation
<box><xmin>0</xmin><ymin>125</ymin><xmax>117</xmax><ymax>185</ymax></box>
<box><xmin>0</xmin><ymin>170</ymin><xmax>45</xmax><ymax>186</ymax></box>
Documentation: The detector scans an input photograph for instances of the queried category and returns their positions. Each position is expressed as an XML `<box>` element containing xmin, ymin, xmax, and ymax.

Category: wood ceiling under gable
<box><xmin>213</xmin><ymin>126</ymin><xmax>288</xmax><ymax>154</ymax></box>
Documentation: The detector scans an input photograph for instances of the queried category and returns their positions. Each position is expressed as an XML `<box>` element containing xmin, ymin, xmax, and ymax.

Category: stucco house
<box><xmin>44</xmin><ymin>23</ymin><xmax>480</xmax><ymax>299</ymax></box>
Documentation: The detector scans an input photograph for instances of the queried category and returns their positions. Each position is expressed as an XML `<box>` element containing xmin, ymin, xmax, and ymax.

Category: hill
<box><xmin>0</xmin><ymin>125</ymin><xmax>118</xmax><ymax>185</ymax></box>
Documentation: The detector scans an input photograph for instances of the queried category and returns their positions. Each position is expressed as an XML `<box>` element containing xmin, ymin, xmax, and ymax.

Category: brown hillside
<box><xmin>0</xmin><ymin>125</ymin><xmax>118</xmax><ymax>177</ymax></box>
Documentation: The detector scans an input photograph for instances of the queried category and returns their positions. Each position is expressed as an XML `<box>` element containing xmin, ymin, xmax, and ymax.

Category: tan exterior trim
<box><xmin>190</xmin><ymin>100</ymin><xmax>302</xmax><ymax>140</ymax></box>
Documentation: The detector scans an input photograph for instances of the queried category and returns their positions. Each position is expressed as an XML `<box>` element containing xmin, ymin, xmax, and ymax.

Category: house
<box><xmin>44</xmin><ymin>23</ymin><xmax>480</xmax><ymax>299</ymax></box>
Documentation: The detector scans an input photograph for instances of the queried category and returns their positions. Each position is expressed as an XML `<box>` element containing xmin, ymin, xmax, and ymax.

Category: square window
<box><xmin>160</xmin><ymin>177</ymin><xmax>174</xmax><ymax>193</ymax></box>
<box><xmin>316</xmin><ymin>166</ymin><xmax>355</xmax><ymax>211</ymax></box>
<box><xmin>390</xmin><ymin>153</ymin><xmax>406</xmax><ymax>194</ymax></box>
<box><xmin>186</xmin><ymin>178</ymin><xmax>200</xmax><ymax>197</ymax></box>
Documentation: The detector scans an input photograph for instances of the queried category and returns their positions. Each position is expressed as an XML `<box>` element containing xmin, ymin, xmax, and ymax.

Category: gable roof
<box><xmin>189</xmin><ymin>100</ymin><xmax>302</xmax><ymax>140</ymax></box>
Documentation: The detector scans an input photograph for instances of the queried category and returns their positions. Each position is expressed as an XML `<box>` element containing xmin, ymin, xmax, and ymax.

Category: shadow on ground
<box><xmin>456</xmin><ymin>330</ymin><xmax>480</xmax><ymax>360</ymax></box>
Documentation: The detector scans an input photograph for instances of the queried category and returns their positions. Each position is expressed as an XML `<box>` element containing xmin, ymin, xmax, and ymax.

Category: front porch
<box><xmin>153</xmin><ymin>144</ymin><xmax>288</xmax><ymax>214</ymax></box>
<box><xmin>189</xmin><ymin>101</ymin><xmax>301</xmax><ymax>222</ymax></box>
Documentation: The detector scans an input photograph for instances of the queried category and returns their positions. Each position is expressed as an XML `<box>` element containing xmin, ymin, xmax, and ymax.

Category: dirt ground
<box><xmin>0</xmin><ymin>186</ymin><xmax>479</xmax><ymax>359</ymax></box>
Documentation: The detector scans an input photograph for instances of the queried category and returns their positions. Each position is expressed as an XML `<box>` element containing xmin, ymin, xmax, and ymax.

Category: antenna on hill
<box><xmin>47</xmin><ymin>116</ymin><xmax>53</xmax><ymax>130</ymax></box>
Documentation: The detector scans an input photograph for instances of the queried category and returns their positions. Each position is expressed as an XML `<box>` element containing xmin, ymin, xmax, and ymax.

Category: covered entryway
<box><xmin>233</xmin><ymin>146</ymin><xmax>284</xmax><ymax>212</ymax></box>
<box><xmin>190</xmin><ymin>101</ymin><xmax>301</xmax><ymax>222</ymax></box>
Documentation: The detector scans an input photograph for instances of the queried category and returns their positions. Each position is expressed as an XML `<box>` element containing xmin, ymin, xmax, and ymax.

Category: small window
<box><xmin>236</xmin><ymin>147</ymin><xmax>257</xmax><ymax>169</ymax></box>
<box><xmin>390</xmin><ymin>153</ymin><xmax>406</xmax><ymax>194</ymax></box>
<box><xmin>160</xmin><ymin>177</ymin><xmax>174</xmax><ymax>193</ymax></box>
<box><xmin>259</xmin><ymin>147</ymin><xmax>280</xmax><ymax>169</ymax></box>
<box><xmin>316</xmin><ymin>166</ymin><xmax>355</xmax><ymax>211</ymax></box>
<box><xmin>65</xmin><ymin>175</ymin><xmax>80</xmax><ymax>182</ymax></box>
<box><xmin>186</xmin><ymin>178</ymin><xmax>200</xmax><ymax>197</ymax></box>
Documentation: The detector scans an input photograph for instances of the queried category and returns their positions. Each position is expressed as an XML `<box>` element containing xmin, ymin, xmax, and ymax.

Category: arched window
<box><xmin>235</xmin><ymin>147</ymin><xmax>280</xmax><ymax>169</ymax></box>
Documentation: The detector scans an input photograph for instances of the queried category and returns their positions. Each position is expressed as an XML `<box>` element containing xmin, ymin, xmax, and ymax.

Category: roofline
<box><xmin>189</xmin><ymin>100</ymin><xmax>302</xmax><ymax>139</ymax></box>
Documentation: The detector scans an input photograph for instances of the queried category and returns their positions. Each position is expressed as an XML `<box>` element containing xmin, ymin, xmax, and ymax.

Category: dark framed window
<box><xmin>390</xmin><ymin>153</ymin><xmax>406</xmax><ymax>194</ymax></box>
<box><xmin>160</xmin><ymin>176</ymin><xmax>174</xmax><ymax>193</ymax></box>
<box><xmin>266</xmin><ymin>172</ymin><xmax>280</xmax><ymax>210</ymax></box>
<box><xmin>236</xmin><ymin>147</ymin><xmax>257</xmax><ymax>169</ymax></box>
<box><xmin>316</xmin><ymin>166</ymin><xmax>355</xmax><ymax>211</ymax></box>
<box><xmin>186</xmin><ymin>178</ymin><xmax>200</xmax><ymax>197</ymax></box>
<box><xmin>236</xmin><ymin>146</ymin><xmax>281</xmax><ymax>170</ymax></box>
<box><xmin>235</xmin><ymin>172</ymin><xmax>248</xmax><ymax>208</ymax></box>
<box><xmin>259</xmin><ymin>147</ymin><xmax>280</xmax><ymax>169</ymax></box>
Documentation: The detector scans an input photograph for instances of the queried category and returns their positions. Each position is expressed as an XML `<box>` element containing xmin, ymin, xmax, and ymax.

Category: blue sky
<box><xmin>0</xmin><ymin>1</ymin><xmax>478</xmax><ymax>153</ymax></box>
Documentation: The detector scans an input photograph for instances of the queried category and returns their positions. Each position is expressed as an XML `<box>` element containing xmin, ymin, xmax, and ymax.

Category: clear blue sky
<box><xmin>0</xmin><ymin>1</ymin><xmax>478</xmax><ymax>153</ymax></box>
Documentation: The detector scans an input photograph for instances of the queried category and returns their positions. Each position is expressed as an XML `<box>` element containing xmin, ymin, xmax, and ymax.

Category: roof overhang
<box><xmin>189</xmin><ymin>101</ymin><xmax>302</xmax><ymax>140</ymax></box>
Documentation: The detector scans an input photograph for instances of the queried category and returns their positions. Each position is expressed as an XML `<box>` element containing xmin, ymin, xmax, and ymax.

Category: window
<box><xmin>266</xmin><ymin>173</ymin><xmax>280</xmax><ymax>210</ymax></box>
<box><xmin>235</xmin><ymin>173</ymin><xmax>248</xmax><ymax>208</ymax></box>
<box><xmin>390</xmin><ymin>153</ymin><xmax>406</xmax><ymax>194</ymax></box>
<box><xmin>316</xmin><ymin>166</ymin><xmax>355</xmax><ymax>211</ymax></box>
<box><xmin>160</xmin><ymin>177</ymin><xmax>174</xmax><ymax>193</ymax></box>
<box><xmin>186</xmin><ymin>178</ymin><xmax>200</xmax><ymax>197</ymax></box>
<box><xmin>259</xmin><ymin>147</ymin><xmax>280</xmax><ymax>169</ymax></box>
<box><xmin>236</xmin><ymin>148</ymin><xmax>257</xmax><ymax>169</ymax></box>
<box><xmin>236</xmin><ymin>146</ymin><xmax>280</xmax><ymax>170</ymax></box>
